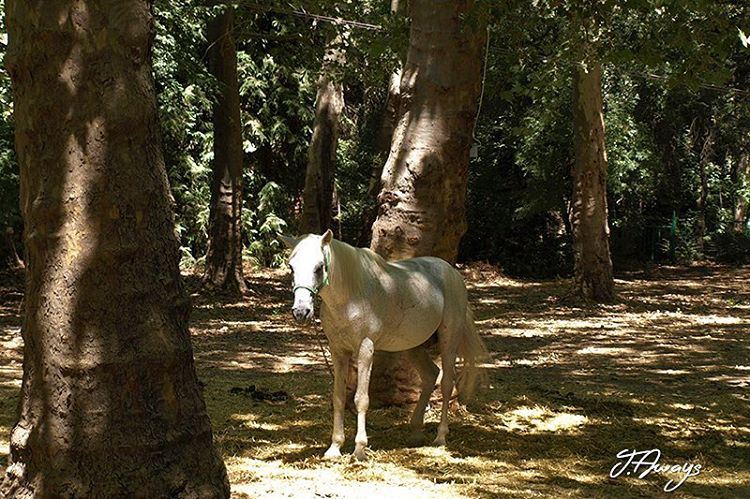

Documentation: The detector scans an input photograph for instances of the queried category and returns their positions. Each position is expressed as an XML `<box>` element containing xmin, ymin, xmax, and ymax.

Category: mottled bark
<box><xmin>365</xmin><ymin>0</ymin><xmax>486</xmax><ymax>407</ymax></box>
<box><xmin>571</xmin><ymin>61</ymin><xmax>614</xmax><ymax>302</ymax></box>
<box><xmin>356</xmin><ymin>0</ymin><xmax>404</xmax><ymax>247</ymax></box>
<box><xmin>357</xmin><ymin>69</ymin><xmax>402</xmax><ymax>248</ymax></box>
<box><xmin>300</xmin><ymin>46</ymin><xmax>345</xmax><ymax>235</ymax></box>
<box><xmin>204</xmin><ymin>8</ymin><xmax>246</xmax><ymax>294</ymax></box>
<box><xmin>734</xmin><ymin>154</ymin><xmax>749</xmax><ymax>233</ymax></box>
<box><xmin>378</xmin><ymin>69</ymin><xmax>403</xmax><ymax>155</ymax></box>
<box><xmin>1</xmin><ymin>1</ymin><xmax>229</xmax><ymax>497</ymax></box>
<box><xmin>370</xmin><ymin>0</ymin><xmax>486</xmax><ymax>264</ymax></box>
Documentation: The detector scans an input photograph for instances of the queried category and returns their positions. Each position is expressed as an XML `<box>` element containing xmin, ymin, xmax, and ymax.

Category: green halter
<box><xmin>292</xmin><ymin>247</ymin><xmax>330</xmax><ymax>296</ymax></box>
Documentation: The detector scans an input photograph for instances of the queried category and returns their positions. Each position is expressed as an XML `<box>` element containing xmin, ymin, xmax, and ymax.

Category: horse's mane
<box><xmin>329</xmin><ymin>239</ymin><xmax>387</xmax><ymax>298</ymax></box>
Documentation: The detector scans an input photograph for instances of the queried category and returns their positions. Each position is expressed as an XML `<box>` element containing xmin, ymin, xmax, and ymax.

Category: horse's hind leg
<box><xmin>353</xmin><ymin>337</ymin><xmax>374</xmax><ymax>461</ymax></box>
<box><xmin>434</xmin><ymin>326</ymin><xmax>458</xmax><ymax>447</ymax></box>
<box><xmin>406</xmin><ymin>345</ymin><xmax>439</xmax><ymax>443</ymax></box>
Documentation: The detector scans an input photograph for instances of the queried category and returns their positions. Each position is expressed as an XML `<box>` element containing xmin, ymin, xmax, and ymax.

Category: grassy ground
<box><xmin>0</xmin><ymin>264</ymin><xmax>749</xmax><ymax>497</ymax></box>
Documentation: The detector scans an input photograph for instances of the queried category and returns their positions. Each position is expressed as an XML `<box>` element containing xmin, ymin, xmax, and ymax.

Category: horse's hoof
<box><xmin>432</xmin><ymin>436</ymin><xmax>446</xmax><ymax>447</ymax></box>
<box><xmin>353</xmin><ymin>447</ymin><xmax>367</xmax><ymax>461</ymax></box>
<box><xmin>323</xmin><ymin>447</ymin><xmax>342</xmax><ymax>460</ymax></box>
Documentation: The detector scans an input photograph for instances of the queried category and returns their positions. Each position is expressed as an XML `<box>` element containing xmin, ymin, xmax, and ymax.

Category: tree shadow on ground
<box><xmin>191</xmin><ymin>264</ymin><xmax>750</xmax><ymax>497</ymax></box>
<box><xmin>1</xmin><ymin>264</ymin><xmax>749</xmax><ymax>497</ymax></box>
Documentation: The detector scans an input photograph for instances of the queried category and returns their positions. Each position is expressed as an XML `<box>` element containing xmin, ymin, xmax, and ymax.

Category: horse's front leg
<box><xmin>324</xmin><ymin>350</ymin><xmax>350</xmax><ymax>459</ymax></box>
<box><xmin>353</xmin><ymin>337</ymin><xmax>374</xmax><ymax>461</ymax></box>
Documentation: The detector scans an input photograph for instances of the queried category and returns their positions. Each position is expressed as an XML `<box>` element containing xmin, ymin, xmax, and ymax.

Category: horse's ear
<box><xmin>278</xmin><ymin>233</ymin><xmax>300</xmax><ymax>249</ymax></box>
<box><xmin>321</xmin><ymin>229</ymin><xmax>333</xmax><ymax>246</ymax></box>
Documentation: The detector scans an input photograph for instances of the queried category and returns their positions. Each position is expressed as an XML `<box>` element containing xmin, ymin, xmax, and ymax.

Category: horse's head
<box><xmin>279</xmin><ymin>229</ymin><xmax>333</xmax><ymax>324</ymax></box>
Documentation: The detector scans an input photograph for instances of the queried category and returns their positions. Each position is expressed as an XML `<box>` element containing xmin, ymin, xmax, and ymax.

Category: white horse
<box><xmin>280</xmin><ymin>230</ymin><xmax>487</xmax><ymax>461</ymax></box>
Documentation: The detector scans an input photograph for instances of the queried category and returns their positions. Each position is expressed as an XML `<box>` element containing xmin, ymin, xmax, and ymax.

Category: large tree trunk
<box><xmin>1</xmin><ymin>1</ymin><xmax>229</xmax><ymax>497</ymax></box>
<box><xmin>357</xmin><ymin>69</ymin><xmax>402</xmax><ymax>247</ymax></box>
<box><xmin>204</xmin><ymin>8</ymin><xmax>247</xmax><ymax>294</ymax></box>
<box><xmin>356</xmin><ymin>0</ymin><xmax>404</xmax><ymax>247</ymax></box>
<box><xmin>377</xmin><ymin>0</ymin><xmax>405</xmax><ymax>156</ymax></box>
<box><xmin>376</xmin><ymin>0</ymin><xmax>404</xmax><ymax>158</ymax></box>
<box><xmin>379</xmin><ymin>69</ymin><xmax>403</xmax><ymax>155</ymax></box>
<box><xmin>734</xmin><ymin>153</ymin><xmax>749</xmax><ymax>233</ymax></box>
<box><xmin>357</xmin><ymin>68</ymin><xmax>401</xmax><ymax>246</ymax></box>
<box><xmin>363</xmin><ymin>0</ymin><xmax>486</xmax><ymax>408</ymax></box>
<box><xmin>300</xmin><ymin>45</ymin><xmax>345</xmax><ymax>235</ymax></box>
<box><xmin>571</xmin><ymin>61</ymin><xmax>615</xmax><ymax>302</ymax></box>
<box><xmin>370</xmin><ymin>1</ymin><xmax>485</xmax><ymax>263</ymax></box>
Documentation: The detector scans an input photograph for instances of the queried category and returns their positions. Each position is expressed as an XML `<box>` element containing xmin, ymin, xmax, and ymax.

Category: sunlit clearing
<box><xmin>653</xmin><ymin>368</ymin><xmax>691</xmax><ymax>375</ymax></box>
<box><xmin>499</xmin><ymin>405</ymin><xmax>588</xmax><ymax>433</ymax></box>
<box><xmin>230</xmin><ymin>413</ymin><xmax>286</xmax><ymax>432</ymax></box>
<box><xmin>513</xmin><ymin>353</ymin><xmax>560</xmax><ymax>366</ymax></box>
<box><xmin>576</xmin><ymin>346</ymin><xmax>637</xmax><ymax>356</ymax></box>
<box><xmin>693</xmin><ymin>315</ymin><xmax>745</xmax><ymax>325</ymax></box>
<box><xmin>225</xmin><ymin>455</ymin><xmax>470</xmax><ymax>498</ymax></box>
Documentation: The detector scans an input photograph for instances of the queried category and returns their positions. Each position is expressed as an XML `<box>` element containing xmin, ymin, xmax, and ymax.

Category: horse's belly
<box><xmin>322</xmin><ymin>279</ymin><xmax>446</xmax><ymax>353</ymax></box>
<box><xmin>374</xmin><ymin>306</ymin><xmax>442</xmax><ymax>352</ymax></box>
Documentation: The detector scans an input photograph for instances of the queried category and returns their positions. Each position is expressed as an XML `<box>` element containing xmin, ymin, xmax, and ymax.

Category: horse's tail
<box><xmin>456</xmin><ymin>305</ymin><xmax>489</xmax><ymax>404</ymax></box>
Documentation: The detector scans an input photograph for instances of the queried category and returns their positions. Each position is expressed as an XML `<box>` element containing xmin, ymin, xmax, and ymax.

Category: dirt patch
<box><xmin>1</xmin><ymin>264</ymin><xmax>749</xmax><ymax>497</ymax></box>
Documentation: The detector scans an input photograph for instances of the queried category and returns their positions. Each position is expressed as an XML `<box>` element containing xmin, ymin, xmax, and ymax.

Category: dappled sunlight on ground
<box><xmin>498</xmin><ymin>405</ymin><xmax>589</xmax><ymax>434</ymax></box>
<box><xmin>0</xmin><ymin>270</ymin><xmax>23</xmax><ymax>472</ymax></box>
<box><xmin>1</xmin><ymin>264</ymin><xmax>749</xmax><ymax>497</ymax></box>
<box><xmin>225</xmin><ymin>453</ymin><xmax>470</xmax><ymax>498</ymax></box>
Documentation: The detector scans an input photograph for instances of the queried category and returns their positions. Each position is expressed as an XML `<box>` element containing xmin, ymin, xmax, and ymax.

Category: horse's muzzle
<box><xmin>292</xmin><ymin>305</ymin><xmax>313</xmax><ymax>324</ymax></box>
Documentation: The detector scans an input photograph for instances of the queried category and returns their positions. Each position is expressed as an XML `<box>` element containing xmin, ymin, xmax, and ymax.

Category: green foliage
<box><xmin>664</xmin><ymin>214</ymin><xmax>703</xmax><ymax>263</ymax></box>
<box><xmin>461</xmin><ymin>0</ymin><xmax>750</xmax><ymax>271</ymax></box>
<box><xmin>0</xmin><ymin>69</ymin><xmax>16</xmax><ymax>230</ymax></box>
<box><xmin>244</xmin><ymin>180</ymin><xmax>292</xmax><ymax>268</ymax></box>
<box><xmin>0</xmin><ymin>17</ymin><xmax>21</xmax><ymax>265</ymax></box>
<box><xmin>335</xmin><ymin>79</ymin><xmax>388</xmax><ymax>244</ymax></box>
<box><xmin>154</xmin><ymin>0</ymin><xmax>215</xmax><ymax>263</ymax></box>
<box><xmin>711</xmin><ymin>232</ymin><xmax>750</xmax><ymax>264</ymax></box>
<box><xmin>1</xmin><ymin>0</ymin><xmax>748</xmax><ymax>272</ymax></box>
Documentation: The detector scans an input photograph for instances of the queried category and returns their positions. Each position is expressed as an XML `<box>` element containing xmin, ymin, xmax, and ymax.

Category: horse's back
<box><xmin>388</xmin><ymin>256</ymin><xmax>467</xmax><ymax>298</ymax></box>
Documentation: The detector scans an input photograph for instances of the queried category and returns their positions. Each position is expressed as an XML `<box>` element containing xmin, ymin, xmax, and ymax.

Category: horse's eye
<box><xmin>314</xmin><ymin>264</ymin><xmax>323</xmax><ymax>275</ymax></box>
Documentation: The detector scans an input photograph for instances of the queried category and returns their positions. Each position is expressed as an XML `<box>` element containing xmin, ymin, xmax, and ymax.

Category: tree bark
<box><xmin>364</xmin><ymin>0</ymin><xmax>486</xmax><ymax>407</ymax></box>
<box><xmin>734</xmin><ymin>153</ymin><xmax>749</xmax><ymax>233</ymax></box>
<box><xmin>357</xmin><ymin>69</ymin><xmax>403</xmax><ymax>247</ymax></box>
<box><xmin>379</xmin><ymin>69</ymin><xmax>403</xmax><ymax>156</ymax></box>
<box><xmin>2</xmin><ymin>1</ymin><xmax>229</xmax><ymax>497</ymax></box>
<box><xmin>356</xmin><ymin>0</ymin><xmax>404</xmax><ymax>247</ymax></box>
<box><xmin>370</xmin><ymin>0</ymin><xmax>485</xmax><ymax>264</ymax></box>
<box><xmin>204</xmin><ymin>8</ymin><xmax>247</xmax><ymax>295</ymax></box>
<box><xmin>571</xmin><ymin>61</ymin><xmax>615</xmax><ymax>302</ymax></box>
<box><xmin>300</xmin><ymin>45</ymin><xmax>345</xmax><ymax>235</ymax></box>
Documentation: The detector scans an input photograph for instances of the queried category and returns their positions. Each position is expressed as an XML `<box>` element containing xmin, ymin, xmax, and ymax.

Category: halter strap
<box><xmin>292</xmin><ymin>247</ymin><xmax>330</xmax><ymax>296</ymax></box>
